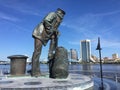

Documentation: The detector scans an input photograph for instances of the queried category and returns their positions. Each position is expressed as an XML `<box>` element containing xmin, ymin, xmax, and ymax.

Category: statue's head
<box><xmin>56</xmin><ymin>8</ymin><xmax>66</xmax><ymax>19</ymax></box>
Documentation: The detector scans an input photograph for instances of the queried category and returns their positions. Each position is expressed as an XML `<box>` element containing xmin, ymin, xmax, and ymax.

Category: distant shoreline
<box><xmin>1</xmin><ymin>62</ymin><xmax>120</xmax><ymax>65</ymax></box>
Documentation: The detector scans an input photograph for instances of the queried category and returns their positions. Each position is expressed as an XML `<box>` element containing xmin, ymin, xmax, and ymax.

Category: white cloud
<box><xmin>63</xmin><ymin>9</ymin><xmax>120</xmax><ymax>33</ymax></box>
<box><xmin>0</xmin><ymin>12</ymin><xmax>20</xmax><ymax>22</ymax></box>
<box><xmin>68</xmin><ymin>41</ymin><xmax>80</xmax><ymax>45</ymax></box>
<box><xmin>92</xmin><ymin>10</ymin><xmax>120</xmax><ymax>16</ymax></box>
<box><xmin>0</xmin><ymin>0</ymin><xmax>41</xmax><ymax>16</ymax></box>
<box><xmin>63</xmin><ymin>13</ymin><xmax>102</xmax><ymax>41</ymax></box>
<box><xmin>101</xmin><ymin>38</ymin><xmax>120</xmax><ymax>48</ymax></box>
<box><xmin>63</xmin><ymin>10</ymin><xmax>120</xmax><ymax>49</ymax></box>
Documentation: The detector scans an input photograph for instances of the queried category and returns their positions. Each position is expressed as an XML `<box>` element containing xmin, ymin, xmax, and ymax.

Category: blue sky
<box><xmin>0</xmin><ymin>0</ymin><xmax>120</xmax><ymax>61</ymax></box>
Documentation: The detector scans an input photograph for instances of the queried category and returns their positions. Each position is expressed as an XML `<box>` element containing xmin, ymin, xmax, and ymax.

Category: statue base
<box><xmin>0</xmin><ymin>74</ymin><xmax>94</xmax><ymax>90</ymax></box>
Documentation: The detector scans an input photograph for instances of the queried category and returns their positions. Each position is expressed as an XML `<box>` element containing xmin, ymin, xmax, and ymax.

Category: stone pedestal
<box><xmin>0</xmin><ymin>74</ymin><xmax>94</xmax><ymax>90</ymax></box>
<box><xmin>7</xmin><ymin>55</ymin><xmax>28</xmax><ymax>75</ymax></box>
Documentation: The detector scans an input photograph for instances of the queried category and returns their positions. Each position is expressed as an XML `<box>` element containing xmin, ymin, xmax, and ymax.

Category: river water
<box><xmin>0</xmin><ymin>64</ymin><xmax>120</xmax><ymax>82</ymax></box>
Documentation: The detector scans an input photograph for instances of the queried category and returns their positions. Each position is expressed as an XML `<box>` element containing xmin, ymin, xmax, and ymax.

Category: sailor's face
<box><xmin>57</xmin><ymin>11</ymin><xmax>64</xmax><ymax>17</ymax></box>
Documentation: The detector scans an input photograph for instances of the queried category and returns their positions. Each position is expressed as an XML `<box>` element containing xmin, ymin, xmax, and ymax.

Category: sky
<box><xmin>0</xmin><ymin>0</ymin><xmax>120</xmax><ymax>61</ymax></box>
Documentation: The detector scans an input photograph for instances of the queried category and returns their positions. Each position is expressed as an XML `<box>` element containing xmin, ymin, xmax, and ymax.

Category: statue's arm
<box><xmin>43</xmin><ymin>12</ymin><xmax>56</xmax><ymax>30</ymax></box>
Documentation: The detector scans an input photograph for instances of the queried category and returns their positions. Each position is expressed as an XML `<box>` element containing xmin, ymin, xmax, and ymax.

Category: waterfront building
<box><xmin>0</xmin><ymin>61</ymin><xmax>10</xmax><ymax>65</ymax></box>
<box><xmin>80</xmin><ymin>39</ymin><xmax>95</xmax><ymax>63</ymax></box>
<box><xmin>70</xmin><ymin>49</ymin><xmax>78</xmax><ymax>60</ymax></box>
<box><xmin>103</xmin><ymin>57</ymin><xmax>109</xmax><ymax>61</ymax></box>
<box><xmin>91</xmin><ymin>55</ymin><xmax>98</xmax><ymax>62</ymax></box>
<box><xmin>112</xmin><ymin>53</ymin><xmax>119</xmax><ymax>60</ymax></box>
<box><xmin>68</xmin><ymin>51</ymin><xmax>71</xmax><ymax>60</ymax></box>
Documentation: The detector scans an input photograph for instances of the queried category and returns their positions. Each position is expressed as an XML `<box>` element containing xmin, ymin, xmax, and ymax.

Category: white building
<box><xmin>70</xmin><ymin>49</ymin><xmax>78</xmax><ymax>60</ymax></box>
<box><xmin>80</xmin><ymin>39</ymin><xmax>95</xmax><ymax>63</ymax></box>
<box><xmin>112</xmin><ymin>53</ymin><xmax>119</xmax><ymax>59</ymax></box>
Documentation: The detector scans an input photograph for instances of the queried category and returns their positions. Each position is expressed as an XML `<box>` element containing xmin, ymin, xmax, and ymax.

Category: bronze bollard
<box><xmin>7</xmin><ymin>55</ymin><xmax>28</xmax><ymax>75</ymax></box>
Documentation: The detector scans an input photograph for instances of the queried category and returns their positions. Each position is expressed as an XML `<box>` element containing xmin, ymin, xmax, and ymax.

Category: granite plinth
<box><xmin>0</xmin><ymin>74</ymin><xmax>94</xmax><ymax>90</ymax></box>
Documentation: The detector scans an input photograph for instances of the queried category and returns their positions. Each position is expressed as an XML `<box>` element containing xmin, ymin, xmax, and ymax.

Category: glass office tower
<box><xmin>80</xmin><ymin>39</ymin><xmax>92</xmax><ymax>75</ymax></box>
<box><xmin>80</xmin><ymin>40</ymin><xmax>91</xmax><ymax>62</ymax></box>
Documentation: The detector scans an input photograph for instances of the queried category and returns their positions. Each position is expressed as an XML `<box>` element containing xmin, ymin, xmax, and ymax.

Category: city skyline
<box><xmin>0</xmin><ymin>0</ymin><xmax>120</xmax><ymax>61</ymax></box>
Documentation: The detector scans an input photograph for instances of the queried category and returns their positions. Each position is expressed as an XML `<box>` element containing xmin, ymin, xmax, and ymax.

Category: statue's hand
<box><xmin>48</xmin><ymin>53</ymin><xmax>54</xmax><ymax>60</ymax></box>
<box><xmin>56</xmin><ymin>30</ymin><xmax>60</xmax><ymax>37</ymax></box>
<box><xmin>51</xmin><ymin>28</ymin><xmax>57</xmax><ymax>32</ymax></box>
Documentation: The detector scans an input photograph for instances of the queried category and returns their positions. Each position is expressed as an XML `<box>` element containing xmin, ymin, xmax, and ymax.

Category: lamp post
<box><xmin>96</xmin><ymin>37</ymin><xmax>104</xmax><ymax>90</ymax></box>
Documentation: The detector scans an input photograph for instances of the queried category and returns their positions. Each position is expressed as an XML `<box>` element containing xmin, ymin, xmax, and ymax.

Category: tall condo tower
<box><xmin>70</xmin><ymin>49</ymin><xmax>78</xmax><ymax>60</ymax></box>
<box><xmin>80</xmin><ymin>39</ymin><xmax>92</xmax><ymax>62</ymax></box>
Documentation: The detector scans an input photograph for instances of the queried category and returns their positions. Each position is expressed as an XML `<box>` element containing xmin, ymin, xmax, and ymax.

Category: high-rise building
<box><xmin>80</xmin><ymin>39</ymin><xmax>94</xmax><ymax>62</ymax></box>
<box><xmin>112</xmin><ymin>53</ymin><xmax>118</xmax><ymax>60</ymax></box>
<box><xmin>70</xmin><ymin>49</ymin><xmax>78</xmax><ymax>60</ymax></box>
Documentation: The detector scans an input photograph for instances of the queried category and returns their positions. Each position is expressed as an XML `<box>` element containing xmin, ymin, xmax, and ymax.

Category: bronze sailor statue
<box><xmin>31</xmin><ymin>8</ymin><xmax>66</xmax><ymax>77</ymax></box>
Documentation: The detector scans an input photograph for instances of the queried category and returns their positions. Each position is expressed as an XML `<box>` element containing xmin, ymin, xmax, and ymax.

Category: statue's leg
<box><xmin>31</xmin><ymin>38</ymin><xmax>42</xmax><ymax>76</ymax></box>
<box><xmin>48</xmin><ymin>35</ymin><xmax>57</xmax><ymax>78</ymax></box>
<box><xmin>48</xmin><ymin>35</ymin><xmax>58</xmax><ymax>60</ymax></box>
